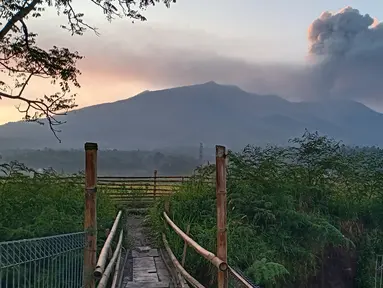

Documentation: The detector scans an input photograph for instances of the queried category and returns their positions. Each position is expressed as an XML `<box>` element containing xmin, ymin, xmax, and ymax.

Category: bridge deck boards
<box><xmin>122</xmin><ymin>246</ymin><xmax>171</xmax><ymax>288</ymax></box>
<box><xmin>120</xmin><ymin>213</ymin><xmax>174</xmax><ymax>288</ymax></box>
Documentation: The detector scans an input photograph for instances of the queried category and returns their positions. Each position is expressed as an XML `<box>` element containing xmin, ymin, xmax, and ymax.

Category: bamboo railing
<box><xmin>0</xmin><ymin>170</ymin><xmax>214</xmax><ymax>204</ymax></box>
<box><xmin>97</xmin><ymin>174</ymin><xmax>191</xmax><ymax>203</ymax></box>
<box><xmin>97</xmin><ymin>230</ymin><xmax>123</xmax><ymax>288</ymax></box>
<box><xmin>0</xmin><ymin>172</ymin><xmax>212</xmax><ymax>203</ymax></box>
<box><xmin>160</xmin><ymin>145</ymin><xmax>257</xmax><ymax>288</ymax></box>
<box><xmin>227</xmin><ymin>266</ymin><xmax>257</xmax><ymax>288</ymax></box>
<box><xmin>0</xmin><ymin>174</ymin><xmax>207</xmax><ymax>203</ymax></box>
<box><xmin>163</xmin><ymin>212</ymin><xmax>227</xmax><ymax>271</ymax></box>
<box><xmin>162</xmin><ymin>211</ymin><xmax>223</xmax><ymax>288</ymax></box>
<box><xmin>162</xmin><ymin>233</ymin><xmax>204</xmax><ymax>288</ymax></box>
<box><xmin>162</xmin><ymin>211</ymin><xmax>257</xmax><ymax>288</ymax></box>
<box><xmin>93</xmin><ymin>210</ymin><xmax>124</xmax><ymax>288</ymax></box>
<box><xmin>96</xmin><ymin>174</ymin><xmax>214</xmax><ymax>204</ymax></box>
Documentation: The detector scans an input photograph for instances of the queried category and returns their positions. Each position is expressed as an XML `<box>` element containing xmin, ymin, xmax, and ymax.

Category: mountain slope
<box><xmin>1</xmin><ymin>81</ymin><xmax>382</xmax><ymax>150</ymax></box>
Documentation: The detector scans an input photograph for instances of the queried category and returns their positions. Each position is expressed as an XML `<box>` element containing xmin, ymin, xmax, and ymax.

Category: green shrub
<box><xmin>150</xmin><ymin>131</ymin><xmax>383</xmax><ymax>287</ymax></box>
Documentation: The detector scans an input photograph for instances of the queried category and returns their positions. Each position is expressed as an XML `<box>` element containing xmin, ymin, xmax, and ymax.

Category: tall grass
<box><xmin>0</xmin><ymin>162</ymin><xmax>117</xmax><ymax>243</ymax></box>
<box><xmin>149</xmin><ymin>131</ymin><xmax>383</xmax><ymax>287</ymax></box>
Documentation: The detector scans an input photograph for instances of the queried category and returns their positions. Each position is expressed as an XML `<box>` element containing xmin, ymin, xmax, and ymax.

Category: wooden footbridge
<box><xmin>0</xmin><ymin>142</ymin><xmax>256</xmax><ymax>288</ymax></box>
<box><xmin>87</xmin><ymin>143</ymin><xmax>256</xmax><ymax>288</ymax></box>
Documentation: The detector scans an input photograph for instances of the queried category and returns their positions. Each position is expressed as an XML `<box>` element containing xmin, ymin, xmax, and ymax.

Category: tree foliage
<box><xmin>0</xmin><ymin>0</ymin><xmax>175</xmax><ymax>140</ymax></box>
<box><xmin>150</xmin><ymin>131</ymin><xmax>383</xmax><ymax>287</ymax></box>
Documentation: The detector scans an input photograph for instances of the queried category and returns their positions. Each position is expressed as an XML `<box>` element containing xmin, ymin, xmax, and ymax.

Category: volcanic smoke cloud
<box><xmin>305</xmin><ymin>6</ymin><xmax>383</xmax><ymax>101</ymax></box>
<box><xmin>78</xmin><ymin>6</ymin><xmax>383</xmax><ymax>104</ymax></box>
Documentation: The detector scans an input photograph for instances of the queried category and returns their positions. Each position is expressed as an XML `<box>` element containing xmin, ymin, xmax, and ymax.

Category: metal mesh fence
<box><xmin>0</xmin><ymin>232</ymin><xmax>86</xmax><ymax>288</ymax></box>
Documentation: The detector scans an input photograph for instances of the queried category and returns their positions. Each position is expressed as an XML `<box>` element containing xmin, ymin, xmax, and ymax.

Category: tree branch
<box><xmin>0</xmin><ymin>0</ymin><xmax>40</xmax><ymax>40</ymax></box>
<box><xmin>0</xmin><ymin>0</ymin><xmax>176</xmax><ymax>142</ymax></box>
<box><xmin>0</xmin><ymin>88</ymin><xmax>75</xmax><ymax>142</ymax></box>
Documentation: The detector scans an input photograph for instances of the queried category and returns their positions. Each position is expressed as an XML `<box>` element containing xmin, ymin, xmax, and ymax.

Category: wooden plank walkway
<box><xmin>122</xmin><ymin>246</ymin><xmax>171</xmax><ymax>288</ymax></box>
<box><xmin>120</xmin><ymin>211</ymin><xmax>180</xmax><ymax>288</ymax></box>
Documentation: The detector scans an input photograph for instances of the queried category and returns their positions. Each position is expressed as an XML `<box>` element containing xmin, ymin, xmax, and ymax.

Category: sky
<box><xmin>1</xmin><ymin>0</ymin><xmax>383</xmax><ymax>124</ymax></box>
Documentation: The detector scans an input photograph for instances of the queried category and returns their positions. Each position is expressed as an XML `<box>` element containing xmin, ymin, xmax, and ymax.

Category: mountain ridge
<box><xmin>0</xmin><ymin>81</ymin><xmax>382</xmax><ymax>150</ymax></box>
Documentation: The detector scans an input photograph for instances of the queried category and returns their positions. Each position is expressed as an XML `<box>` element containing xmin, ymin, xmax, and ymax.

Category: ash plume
<box><xmin>306</xmin><ymin>6</ymin><xmax>383</xmax><ymax>101</ymax></box>
<box><xmin>72</xmin><ymin>6</ymin><xmax>383</xmax><ymax>105</ymax></box>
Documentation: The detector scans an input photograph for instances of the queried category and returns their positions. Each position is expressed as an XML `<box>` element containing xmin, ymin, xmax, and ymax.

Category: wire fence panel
<box><xmin>0</xmin><ymin>232</ymin><xmax>86</xmax><ymax>288</ymax></box>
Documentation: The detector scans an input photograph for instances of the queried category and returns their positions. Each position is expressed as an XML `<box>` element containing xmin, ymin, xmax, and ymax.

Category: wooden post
<box><xmin>153</xmin><ymin>169</ymin><xmax>158</xmax><ymax>199</ymax></box>
<box><xmin>84</xmin><ymin>142</ymin><xmax>98</xmax><ymax>288</ymax></box>
<box><xmin>181</xmin><ymin>224</ymin><xmax>191</xmax><ymax>267</ymax></box>
<box><xmin>216</xmin><ymin>145</ymin><xmax>228</xmax><ymax>288</ymax></box>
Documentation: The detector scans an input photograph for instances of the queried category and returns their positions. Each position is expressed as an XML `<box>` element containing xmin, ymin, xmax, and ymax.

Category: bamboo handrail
<box><xmin>181</xmin><ymin>224</ymin><xmax>191</xmax><ymax>267</ymax></box>
<box><xmin>163</xmin><ymin>212</ymin><xmax>227</xmax><ymax>271</ymax></box>
<box><xmin>110</xmin><ymin>246</ymin><xmax>122</xmax><ymax>288</ymax></box>
<box><xmin>228</xmin><ymin>266</ymin><xmax>254</xmax><ymax>288</ymax></box>
<box><xmin>97</xmin><ymin>230</ymin><xmax>123</xmax><ymax>288</ymax></box>
<box><xmin>159</xmin><ymin>247</ymin><xmax>180</xmax><ymax>287</ymax></box>
<box><xmin>94</xmin><ymin>210</ymin><xmax>122</xmax><ymax>278</ymax></box>
<box><xmin>162</xmin><ymin>233</ymin><xmax>205</xmax><ymax>288</ymax></box>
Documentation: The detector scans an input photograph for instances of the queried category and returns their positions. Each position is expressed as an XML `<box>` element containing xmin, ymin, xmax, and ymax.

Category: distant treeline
<box><xmin>0</xmin><ymin>149</ymin><xmax>202</xmax><ymax>176</ymax></box>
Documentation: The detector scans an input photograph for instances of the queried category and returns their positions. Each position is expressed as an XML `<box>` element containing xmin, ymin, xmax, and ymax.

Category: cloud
<box><xmin>28</xmin><ymin>6</ymin><xmax>383</xmax><ymax>105</ymax></box>
<box><xmin>72</xmin><ymin>23</ymin><xmax>309</xmax><ymax>100</ymax></box>
<box><xmin>5</xmin><ymin>6</ymin><xmax>382</xmax><ymax>125</ymax></box>
<box><xmin>306</xmin><ymin>6</ymin><xmax>383</xmax><ymax>101</ymax></box>
<box><xmin>78</xmin><ymin>44</ymin><xmax>306</xmax><ymax>100</ymax></box>
<box><xmin>76</xmin><ymin>6</ymin><xmax>383</xmax><ymax>104</ymax></box>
